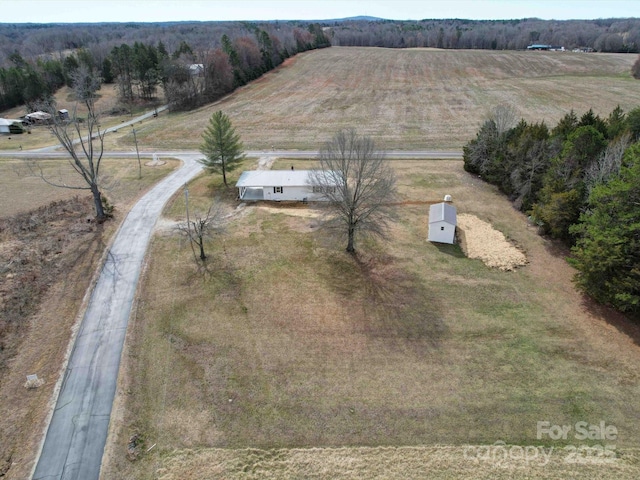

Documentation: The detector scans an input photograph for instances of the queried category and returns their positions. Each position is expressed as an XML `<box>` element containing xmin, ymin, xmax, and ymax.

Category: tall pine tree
<box><xmin>199</xmin><ymin>111</ymin><xmax>245</xmax><ymax>187</ymax></box>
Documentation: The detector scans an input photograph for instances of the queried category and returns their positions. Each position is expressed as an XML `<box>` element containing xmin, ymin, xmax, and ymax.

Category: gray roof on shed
<box><xmin>429</xmin><ymin>202</ymin><xmax>457</xmax><ymax>225</ymax></box>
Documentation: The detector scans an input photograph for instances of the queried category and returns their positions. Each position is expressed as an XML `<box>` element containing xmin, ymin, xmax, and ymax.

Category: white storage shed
<box><xmin>428</xmin><ymin>202</ymin><xmax>457</xmax><ymax>244</ymax></box>
<box><xmin>0</xmin><ymin>118</ymin><xmax>22</xmax><ymax>134</ymax></box>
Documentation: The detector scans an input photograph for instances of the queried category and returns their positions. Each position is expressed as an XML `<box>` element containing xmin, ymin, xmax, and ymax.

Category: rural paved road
<box><xmin>0</xmin><ymin>149</ymin><xmax>462</xmax><ymax>160</ymax></box>
<box><xmin>31</xmin><ymin>153</ymin><xmax>202</xmax><ymax>480</ymax></box>
<box><xmin>4</xmin><ymin>146</ymin><xmax>461</xmax><ymax>479</ymax></box>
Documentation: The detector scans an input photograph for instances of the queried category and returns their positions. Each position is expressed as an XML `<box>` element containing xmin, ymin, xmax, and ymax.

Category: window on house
<box><xmin>274</xmin><ymin>186</ymin><xmax>283</xmax><ymax>194</ymax></box>
<box><xmin>441</xmin><ymin>226</ymin><xmax>445</xmax><ymax>231</ymax></box>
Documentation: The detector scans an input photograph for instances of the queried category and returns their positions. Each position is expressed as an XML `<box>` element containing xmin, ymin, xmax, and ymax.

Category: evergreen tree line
<box><xmin>0</xmin><ymin>23</ymin><xmax>330</xmax><ymax>112</ymax></box>
<box><xmin>0</xmin><ymin>48</ymin><xmax>97</xmax><ymax>110</ymax></box>
<box><xmin>463</xmin><ymin>106</ymin><xmax>640</xmax><ymax>314</ymax></box>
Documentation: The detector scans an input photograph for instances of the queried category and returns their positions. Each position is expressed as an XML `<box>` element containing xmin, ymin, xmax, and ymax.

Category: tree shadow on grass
<box><xmin>535</xmin><ymin>234</ymin><xmax>640</xmax><ymax>347</ymax></box>
<box><xmin>580</xmin><ymin>293</ymin><xmax>640</xmax><ymax>348</ymax></box>
<box><xmin>321</xmin><ymin>250</ymin><xmax>448</xmax><ymax>352</ymax></box>
<box><xmin>432</xmin><ymin>241</ymin><xmax>466</xmax><ymax>258</ymax></box>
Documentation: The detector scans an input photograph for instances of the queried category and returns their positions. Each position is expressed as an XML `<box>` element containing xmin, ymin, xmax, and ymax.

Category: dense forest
<box><xmin>2</xmin><ymin>17</ymin><xmax>640</xmax><ymax>61</ymax></box>
<box><xmin>463</xmin><ymin>105</ymin><xmax>640</xmax><ymax>315</ymax></box>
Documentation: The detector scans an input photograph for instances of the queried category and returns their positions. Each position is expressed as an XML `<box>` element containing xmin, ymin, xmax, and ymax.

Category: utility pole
<box><xmin>132</xmin><ymin>127</ymin><xmax>141</xmax><ymax>179</ymax></box>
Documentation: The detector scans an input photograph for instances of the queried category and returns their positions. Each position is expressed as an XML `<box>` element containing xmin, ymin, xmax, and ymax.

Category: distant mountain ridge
<box><xmin>322</xmin><ymin>16</ymin><xmax>385</xmax><ymax>22</ymax></box>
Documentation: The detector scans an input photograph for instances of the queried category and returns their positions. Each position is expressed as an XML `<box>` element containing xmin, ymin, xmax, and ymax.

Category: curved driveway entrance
<box><xmin>33</xmin><ymin>155</ymin><xmax>202</xmax><ymax>480</ymax></box>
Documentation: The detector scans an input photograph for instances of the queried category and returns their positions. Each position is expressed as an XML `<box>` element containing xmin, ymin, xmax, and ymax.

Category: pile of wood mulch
<box><xmin>457</xmin><ymin>213</ymin><xmax>527</xmax><ymax>271</ymax></box>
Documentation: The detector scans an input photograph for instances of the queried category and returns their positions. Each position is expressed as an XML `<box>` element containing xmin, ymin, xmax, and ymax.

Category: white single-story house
<box><xmin>428</xmin><ymin>202</ymin><xmax>457</xmax><ymax>244</ymax></box>
<box><xmin>0</xmin><ymin>118</ymin><xmax>23</xmax><ymax>134</ymax></box>
<box><xmin>236</xmin><ymin>170</ymin><xmax>339</xmax><ymax>201</ymax></box>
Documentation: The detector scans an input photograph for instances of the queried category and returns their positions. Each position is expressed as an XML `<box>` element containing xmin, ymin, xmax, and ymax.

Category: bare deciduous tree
<box><xmin>311</xmin><ymin>129</ymin><xmax>396</xmax><ymax>254</ymax></box>
<box><xmin>463</xmin><ymin>118</ymin><xmax>498</xmax><ymax>175</ymax></box>
<box><xmin>492</xmin><ymin>104</ymin><xmax>518</xmax><ymax>136</ymax></box>
<box><xmin>584</xmin><ymin>132</ymin><xmax>631</xmax><ymax>194</ymax></box>
<box><xmin>29</xmin><ymin>65</ymin><xmax>109</xmax><ymax>221</ymax></box>
<box><xmin>176</xmin><ymin>186</ymin><xmax>222</xmax><ymax>263</ymax></box>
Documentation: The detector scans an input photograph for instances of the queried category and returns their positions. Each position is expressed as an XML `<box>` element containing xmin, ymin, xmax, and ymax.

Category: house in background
<box><xmin>236</xmin><ymin>170</ymin><xmax>339</xmax><ymax>202</ymax></box>
<box><xmin>428</xmin><ymin>201</ymin><xmax>457</xmax><ymax>244</ymax></box>
<box><xmin>527</xmin><ymin>44</ymin><xmax>551</xmax><ymax>50</ymax></box>
<box><xmin>0</xmin><ymin>118</ymin><xmax>24</xmax><ymax>134</ymax></box>
<box><xmin>189</xmin><ymin>64</ymin><xmax>204</xmax><ymax>76</ymax></box>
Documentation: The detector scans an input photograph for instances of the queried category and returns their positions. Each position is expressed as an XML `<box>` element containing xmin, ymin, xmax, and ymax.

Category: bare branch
<box><xmin>23</xmin><ymin>158</ymin><xmax>90</xmax><ymax>191</ymax></box>
<box><xmin>26</xmin><ymin>65</ymin><xmax>109</xmax><ymax>221</ymax></box>
<box><xmin>176</xmin><ymin>193</ymin><xmax>224</xmax><ymax>264</ymax></box>
<box><xmin>584</xmin><ymin>132</ymin><xmax>631</xmax><ymax>194</ymax></box>
<box><xmin>491</xmin><ymin>104</ymin><xmax>518</xmax><ymax>136</ymax></box>
<box><xmin>311</xmin><ymin>129</ymin><xmax>397</xmax><ymax>253</ymax></box>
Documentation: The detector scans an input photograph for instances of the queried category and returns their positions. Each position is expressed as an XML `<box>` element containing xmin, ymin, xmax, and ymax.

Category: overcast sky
<box><xmin>3</xmin><ymin>0</ymin><xmax>640</xmax><ymax>23</ymax></box>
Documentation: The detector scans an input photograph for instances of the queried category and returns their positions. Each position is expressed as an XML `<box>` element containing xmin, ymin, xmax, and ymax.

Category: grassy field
<box><xmin>130</xmin><ymin>47</ymin><xmax>640</xmax><ymax>150</ymax></box>
<box><xmin>103</xmin><ymin>157</ymin><xmax>640</xmax><ymax>479</ymax></box>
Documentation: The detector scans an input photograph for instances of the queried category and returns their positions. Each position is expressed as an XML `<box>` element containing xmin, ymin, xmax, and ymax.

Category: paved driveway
<box><xmin>32</xmin><ymin>154</ymin><xmax>202</xmax><ymax>480</ymax></box>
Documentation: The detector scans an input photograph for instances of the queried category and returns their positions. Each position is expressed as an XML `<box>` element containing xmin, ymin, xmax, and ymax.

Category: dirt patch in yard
<box><xmin>457</xmin><ymin>213</ymin><xmax>527</xmax><ymax>271</ymax></box>
<box><xmin>0</xmin><ymin>197</ymin><xmax>112</xmax><ymax>479</ymax></box>
<box><xmin>257</xmin><ymin>204</ymin><xmax>321</xmax><ymax>218</ymax></box>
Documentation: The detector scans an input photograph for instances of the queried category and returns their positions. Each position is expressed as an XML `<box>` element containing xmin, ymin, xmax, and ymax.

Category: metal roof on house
<box><xmin>429</xmin><ymin>202</ymin><xmax>457</xmax><ymax>225</ymax></box>
<box><xmin>0</xmin><ymin>118</ymin><xmax>22</xmax><ymax>126</ymax></box>
<box><xmin>236</xmin><ymin>170</ymin><xmax>339</xmax><ymax>187</ymax></box>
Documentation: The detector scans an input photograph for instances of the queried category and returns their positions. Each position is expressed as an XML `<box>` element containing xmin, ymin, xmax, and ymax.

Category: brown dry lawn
<box><xmin>103</xmin><ymin>159</ymin><xmax>640</xmax><ymax>479</ymax></box>
<box><xmin>132</xmin><ymin>47</ymin><xmax>640</xmax><ymax>150</ymax></box>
